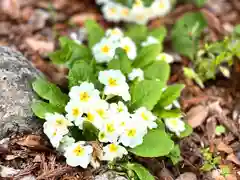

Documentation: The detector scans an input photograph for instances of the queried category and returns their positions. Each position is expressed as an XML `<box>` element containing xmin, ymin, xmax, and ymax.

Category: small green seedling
<box><xmin>200</xmin><ymin>148</ymin><xmax>221</xmax><ymax>172</ymax></box>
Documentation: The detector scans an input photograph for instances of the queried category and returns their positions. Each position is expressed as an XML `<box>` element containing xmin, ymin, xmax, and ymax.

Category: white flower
<box><xmin>58</xmin><ymin>135</ymin><xmax>75</xmax><ymax>153</ymax></box>
<box><xmin>69</xmin><ymin>82</ymin><xmax>100</xmax><ymax>111</ymax></box>
<box><xmin>151</xmin><ymin>0</ymin><xmax>171</xmax><ymax>17</ymax></box>
<box><xmin>70</xmin><ymin>32</ymin><xmax>82</xmax><ymax>45</ymax></box>
<box><xmin>44</xmin><ymin>113</ymin><xmax>72</xmax><ymax>134</ymax></box>
<box><xmin>156</xmin><ymin>53</ymin><xmax>174</xmax><ymax>63</ymax></box>
<box><xmin>109</xmin><ymin>101</ymin><xmax>128</xmax><ymax>114</ymax></box>
<box><xmin>118</xmin><ymin>5</ymin><xmax>131</xmax><ymax>21</ymax></box>
<box><xmin>93</xmin><ymin>99</ymin><xmax>110</xmax><ymax>120</ymax></box>
<box><xmin>81</xmin><ymin>110</ymin><xmax>103</xmax><ymax>130</ymax></box>
<box><xmin>132</xmin><ymin>107</ymin><xmax>157</xmax><ymax>129</ymax></box>
<box><xmin>128</xmin><ymin>68</ymin><xmax>144</xmax><ymax>81</ymax></box>
<box><xmin>119</xmin><ymin>120</ymin><xmax>147</xmax><ymax>148</ymax></box>
<box><xmin>141</xmin><ymin>36</ymin><xmax>159</xmax><ymax>47</ymax></box>
<box><xmin>96</xmin><ymin>0</ymin><xmax>110</xmax><ymax>5</ymax></box>
<box><xmin>43</xmin><ymin>126</ymin><xmax>65</xmax><ymax>148</ymax></box>
<box><xmin>98</xmin><ymin>70</ymin><xmax>131</xmax><ymax>101</ymax></box>
<box><xmin>92</xmin><ymin>37</ymin><xmax>118</xmax><ymax>63</ymax></box>
<box><xmin>106</xmin><ymin>28</ymin><xmax>124</xmax><ymax>41</ymax></box>
<box><xmin>129</xmin><ymin>7</ymin><xmax>150</xmax><ymax>25</ymax></box>
<box><xmin>99</xmin><ymin>120</ymin><xmax>120</xmax><ymax>143</ymax></box>
<box><xmin>119</xmin><ymin>37</ymin><xmax>137</xmax><ymax>60</ymax></box>
<box><xmin>65</xmin><ymin>101</ymin><xmax>83</xmax><ymax>122</ymax></box>
<box><xmin>165</xmin><ymin>118</ymin><xmax>186</xmax><ymax>136</ymax></box>
<box><xmin>102</xmin><ymin>2</ymin><xmax>121</xmax><ymax>22</ymax></box>
<box><xmin>64</xmin><ymin>141</ymin><xmax>93</xmax><ymax>168</ymax></box>
<box><xmin>102</xmin><ymin>143</ymin><xmax>128</xmax><ymax>161</ymax></box>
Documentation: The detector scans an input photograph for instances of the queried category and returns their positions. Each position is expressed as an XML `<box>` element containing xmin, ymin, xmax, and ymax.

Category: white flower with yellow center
<box><xmin>128</xmin><ymin>68</ymin><xmax>144</xmax><ymax>81</ymax></box>
<box><xmin>98</xmin><ymin>70</ymin><xmax>131</xmax><ymax>101</ymax></box>
<box><xmin>58</xmin><ymin>135</ymin><xmax>75</xmax><ymax>153</ymax></box>
<box><xmin>165</xmin><ymin>118</ymin><xmax>186</xmax><ymax>136</ymax></box>
<box><xmin>99</xmin><ymin>120</ymin><xmax>120</xmax><ymax>143</ymax></box>
<box><xmin>102</xmin><ymin>2</ymin><xmax>121</xmax><ymax>22</ymax></box>
<box><xmin>106</xmin><ymin>28</ymin><xmax>124</xmax><ymax>41</ymax></box>
<box><xmin>156</xmin><ymin>52</ymin><xmax>174</xmax><ymax>63</ymax></box>
<box><xmin>118</xmin><ymin>5</ymin><xmax>131</xmax><ymax>21</ymax></box>
<box><xmin>44</xmin><ymin>113</ymin><xmax>72</xmax><ymax>135</ymax></box>
<box><xmin>102</xmin><ymin>143</ymin><xmax>128</xmax><ymax>161</ymax></box>
<box><xmin>81</xmin><ymin>110</ymin><xmax>103</xmax><ymax>130</ymax></box>
<box><xmin>119</xmin><ymin>120</ymin><xmax>147</xmax><ymax>148</ymax></box>
<box><xmin>109</xmin><ymin>101</ymin><xmax>128</xmax><ymax>115</ymax></box>
<box><xmin>119</xmin><ymin>37</ymin><xmax>137</xmax><ymax>60</ymax></box>
<box><xmin>64</xmin><ymin>141</ymin><xmax>93</xmax><ymax>168</ymax></box>
<box><xmin>141</xmin><ymin>36</ymin><xmax>159</xmax><ymax>47</ymax></box>
<box><xmin>129</xmin><ymin>5</ymin><xmax>150</xmax><ymax>25</ymax></box>
<box><xmin>151</xmin><ymin>0</ymin><xmax>171</xmax><ymax>17</ymax></box>
<box><xmin>132</xmin><ymin>107</ymin><xmax>157</xmax><ymax>129</ymax></box>
<box><xmin>69</xmin><ymin>82</ymin><xmax>100</xmax><ymax>111</ymax></box>
<box><xmin>93</xmin><ymin>99</ymin><xmax>110</xmax><ymax>120</ymax></box>
<box><xmin>43</xmin><ymin>126</ymin><xmax>65</xmax><ymax>148</ymax></box>
<box><xmin>65</xmin><ymin>101</ymin><xmax>83</xmax><ymax>122</ymax></box>
<box><xmin>92</xmin><ymin>37</ymin><xmax>118</xmax><ymax>63</ymax></box>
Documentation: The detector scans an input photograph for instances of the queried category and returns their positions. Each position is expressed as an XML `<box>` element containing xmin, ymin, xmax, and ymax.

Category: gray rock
<box><xmin>0</xmin><ymin>46</ymin><xmax>42</xmax><ymax>138</ymax></box>
<box><xmin>94</xmin><ymin>171</ymin><xmax>127</xmax><ymax>180</ymax></box>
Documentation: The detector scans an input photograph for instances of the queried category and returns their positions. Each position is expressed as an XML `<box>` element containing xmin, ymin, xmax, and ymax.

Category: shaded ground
<box><xmin>1</xmin><ymin>0</ymin><xmax>240</xmax><ymax>179</ymax></box>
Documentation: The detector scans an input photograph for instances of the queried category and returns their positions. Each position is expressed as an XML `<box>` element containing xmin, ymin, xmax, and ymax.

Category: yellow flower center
<box><xmin>56</xmin><ymin>119</ymin><xmax>64</xmax><ymax>125</ymax></box>
<box><xmin>136</xmin><ymin>15</ymin><xmax>144</xmax><ymax>20</ymax></box>
<box><xmin>101</xmin><ymin>45</ymin><xmax>110</xmax><ymax>53</ymax></box>
<box><xmin>106</xmin><ymin>124</ymin><xmax>115</xmax><ymax>133</ymax></box>
<box><xmin>134</xmin><ymin>0</ymin><xmax>142</xmax><ymax>7</ymax></box>
<box><xmin>53</xmin><ymin>131</ymin><xmax>57</xmax><ymax>136</ymax></box>
<box><xmin>141</xmin><ymin>113</ymin><xmax>148</xmax><ymax>121</ymax></box>
<box><xmin>118</xmin><ymin>107</ymin><xmax>123</xmax><ymax>112</ymax></box>
<box><xmin>120</xmin><ymin>121</ymin><xmax>125</xmax><ymax>126</ymax></box>
<box><xmin>109</xmin><ymin>8</ymin><xmax>117</xmax><ymax>14</ymax></box>
<box><xmin>109</xmin><ymin>144</ymin><xmax>118</xmax><ymax>153</ymax></box>
<box><xmin>121</xmin><ymin>9</ymin><xmax>129</xmax><ymax>16</ymax></box>
<box><xmin>80</xmin><ymin>92</ymin><xmax>90</xmax><ymax>102</ymax></box>
<box><xmin>127</xmin><ymin>129</ymin><xmax>136</xmax><ymax>137</ymax></box>
<box><xmin>96</xmin><ymin>109</ymin><xmax>105</xmax><ymax>118</ymax></box>
<box><xmin>72</xmin><ymin>108</ymin><xmax>80</xmax><ymax>116</ymax></box>
<box><xmin>170</xmin><ymin>119</ymin><xmax>178</xmax><ymax>128</ymax></box>
<box><xmin>123</xmin><ymin>45</ymin><xmax>130</xmax><ymax>53</ymax></box>
<box><xmin>87</xmin><ymin>112</ymin><xmax>95</xmax><ymax>122</ymax></box>
<box><xmin>73</xmin><ymin>145</ymin><xmax>85</xmax><ymax>156</ymax></box>
<box><xmin>108</xmin><ymin>78</ymin><xmax>117</xmax><ymax>86</ymax></box>
<box><xmin>159</xmin><ymin>2</ymin><xmax>164</xmax><ymax>8</ymax></box>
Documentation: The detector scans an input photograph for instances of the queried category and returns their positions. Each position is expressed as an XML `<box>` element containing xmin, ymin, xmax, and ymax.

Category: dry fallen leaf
<box><xmin>186</xmin><ymin>105</ymin><xmax>209</xmax><ymax>128</ymax></box>
<box><xmin>0</xmin><ymin>165</ymin><xmax>20</xmax><ymax>178</ymax></box>
<box><xmin>227</xmin><ymin>153</ymin><xmax>240</xmax><ymax>166</ymax></box>
<box><xmin>1</xmin><ymin>0</ymin><xmax>20</xmax><ymax>19</ymax></box>
<box><xmin>70</xmin><ymin>13</ymin><xmax>99</xmax><ymax>26</ymax></box>
<box><xmin>217</xmin><ymin>142</ymin><xmax>233</xmax><ymax>154</ymax></box>
<box><xmin>25</xmin><ymin>37</ymin><xmax>54</xmax><ymax>55</ymax></box>
<box><xmin>226</xmin><ymin>174</ymin><xmax>238</xmax><ymax>180</ymax></box>
<box><xmin>17</xmin><ymin>135</ymin><xmax>49</xmax><ymax>151</ymax></box>
<box><xmin>176</xmin><ymin>172</ymin><xmax>197</xmax><ymax>180</ymax></box>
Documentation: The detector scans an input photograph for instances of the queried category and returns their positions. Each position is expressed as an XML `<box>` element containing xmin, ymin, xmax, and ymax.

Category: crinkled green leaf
<box><xmin>82</xmin><ymin>121</ymin><xmax>99</xmax><ymax>141</ymax></box>
<box><xmin>125</xmin><ymin>24</ymin><xmax>148</xmax><ymax>45</ymax></box>
<box><xmin>85</xmin><ymin>20</ymin><xmax>105</xmax><ymax>49</ymax></box>
<box><xmin>130</xmin><ymin>80</ymin><xmax>164</xmax><ymax>110</ymax></box>
<box><xmin>193</xmin><ymin>0</ymin><xmax>206</xmax><ymax>7</ymax></box>
<box><xmin>167</xmin><ymin>145</ymin><xmax>181</xmax><ymax>165</ymax></box>
<box><xmin>129</xmin><ymin>128</ymin><xmax>174</xmax><ymax>157</ymax></box>
<box><xmin>157</xmin><ymin>84</ymin><xmax>185</xmax><ymax>108</ymax></box>
<box><xmin>172</xmin><ymin>12</ymin><xmax>207</xmax><ymax>59</ymax></box>
<box><xmin>154</xmin><ymin>108</ymin><xmax>182</xmax><ymax>118</ymax></box>
<box><xmin>180</xmin><ymin>123</ymin><xmax>193</xmax><ymax>138</ymax></box>
<box><xmin>32</xmin><ymin>78</ymin><xmax>69</xmax><ymax>109</ymax></box>
<box><xmin>133</xmin><ymin>44</ymin><xmax>162</xmax><ymax>68</ymax></box>
<box><xmin>31</xmin><ymin>101</ymin><xmax>63</xmax><ymax>119</ymax></box>
<box><xmin>144</xmin><ymin>60</ymin><xmax>170</xmax><ymax>84</ymax></box>
<box><xmin>148</xmin><ymin>26</ymin><xmax>167</xmax><ymax>43</ymax></box>
<box><xmin>123</xmin><ymin>163</ymin><xmax>155</xmax><ymax>180</ymax></box>
<box><xmin>108</xmin><ymin>48</ymin><xmax>132</xmax><ymax>74</ymax></box>
<box><xmin>68</xmin><ymin>60</ymin><xmax>96</xmax><ymax>88</ymax></box>
<box><xmin>215</xmin><ymin>125</ymin><xmax>226</xmax><ymax>136</ymax></box>
<box><xmin>200</xmin><ymin>163</ymin><xmax>214</xmax><ymax>172</ymax></box>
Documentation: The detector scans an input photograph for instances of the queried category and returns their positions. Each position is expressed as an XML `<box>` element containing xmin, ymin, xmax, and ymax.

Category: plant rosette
<box><xmin>31</xmin><ymin>20</ymin><xmax>192</xmax><ymax>179</ymax></box>
<box><xmin>95</xmin><ymin>0</ymin><xmax>172</xmax><ymax>24</ymax></box>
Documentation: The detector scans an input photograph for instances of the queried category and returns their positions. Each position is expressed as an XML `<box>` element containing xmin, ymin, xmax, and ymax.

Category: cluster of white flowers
<box><xmin>96</xmin><ymin>0</ymin><xmax>172</xmax><ymax>24</ymax></box>
<box><xmin>92</xmin><ymin>28</ymin><xmax>137</xmax><ymax>63</ymax></box>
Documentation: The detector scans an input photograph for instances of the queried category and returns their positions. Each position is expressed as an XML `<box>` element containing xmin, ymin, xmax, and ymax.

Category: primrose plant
<box><xmin>96</xmin><ymin>0</ymin><xmax>172</xmax><ymax>24</ymax></box>
<box><xmin>31</xmin><ymin>20</ymin><xmax>192</xmax><ymax>179</ymax></box>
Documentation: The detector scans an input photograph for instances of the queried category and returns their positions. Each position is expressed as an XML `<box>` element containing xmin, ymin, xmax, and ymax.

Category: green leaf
<box><xmin>129</xmin><ymin>128</ymin><xmax>174</xmax><ymax>157</ymax></box>
<box><xmin>183</xmin><ymin>67</ymin><xmax>204</xmax><ymax>88</ymax></box>
<box><xmin>82</xmin><ymin>121</ymin><xmax>99</xmax><ymax>141</ymax></box>
<box><xmin>154</xmin><ymin>108</ymin><xmax>182</xmax><ymax>118</ymax></box>
<box><xmin>68</xmin><ymin>60</ymin><xmax>96</xmax><ymax>88</ymax></box>
<box><xmin>172</xmin><ymin>12</ymin><xmax>207</xmax><ymax>59</ymax></box>
<box><xmin>125</xmin><ymin>24</ymin><xmax>148</xmax><ymax>45</ymax></box>
<box><xmin>193</xmin><ymin>0</ymin><xmax>206</xmax><ymax>7</ymax></box>
<box><xmin>167</xmin><ymin>145</ymin><xmax>181</xmax><ymax>165</ymax></box>
<box><xmin>234</xmin><ymin>24</ymin><xmax>240</xmax><ymax>35</ymax></box>
<box><xmin>133</xmin><ymin>44</ymin><xmax>162</xmax><ymax>68</ymax></box>
<box><xmin>142</xmin><ymin>0</ymin><xmax>154</xmax><ymax>7</ymax></box>
<box><xmin>144</xmin><ymin>61</ymin><xmax>170</xmax><ymax>84</ymax></box>
<box><xmin>157</xmin><ymin>84</ymin><xmax>185</xmax><ymax>108</ymax></box>
<box><xmin>32</xmin><ymin>78</ymin><xmax>69</xmax><ymax>109</ymax></box>
<box><xmin>85</xmin><ymin>20</ymin><xmax>105</xmax><ymax>49</ymax></box>
<box><xmin>200</xmin><ymin>163</ymin><xmax>214</xmax><ymax>172</ymax></box>
<box><xmin>114</xmin><ymin>0</ymin><xmax>134</xmax><ymax>7</ymax></box>
<box><xmin>123</xmin><ymin>163</ymin><xmax>155</xmax><ymax>180</ymax></box>
<box><xmin>130</xmin><ymin>80</ymin><xmax>164</xmax><ymax>110</ymax></box>
<box><xmin>31</xmin><ymin>101</ymin><xmax>63</xmax><ymax>119</ymax></box>
<box><xmin>148</xmin><ymin>26</ymin><xmax>167</xmax><ymax>43</ymax></box>
<box><xmin>215</xmin><ymin>125</ymin><xmax>226</xmax><ymax>136</ymax></box>
<box><xmin>180</xmin><ymin>123</ymin><xmax>193</xmax><ymax>138</ymax></box>
<box><xmin>108</xmin><ymin>48</ymin><xmax>132</xmax><ymax>74</ymax></box>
